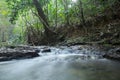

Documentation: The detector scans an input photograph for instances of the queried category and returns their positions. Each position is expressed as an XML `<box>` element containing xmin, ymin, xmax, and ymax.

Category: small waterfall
<box><xmin>0</xmin><ymin>45</ymin><xmax>120</xmax><ymax>80</ymax></box>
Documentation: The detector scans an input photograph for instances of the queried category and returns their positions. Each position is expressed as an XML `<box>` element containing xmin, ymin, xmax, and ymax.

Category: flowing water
<box><xmin>0</xmin><ymin>45</ymin><xmax>120</xmax><ymax>80</ymax></box>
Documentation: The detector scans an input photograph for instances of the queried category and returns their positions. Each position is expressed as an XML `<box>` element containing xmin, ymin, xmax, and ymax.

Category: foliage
<box><xmin>6</xmin><ymin>0</ymin><xmax>117</xmax><ymax>25</ymax></box>
<box><xmin>0</xmin><ymin>0</ymin><xmax>14</xmax><ymax>46</ymax></box>
<box><xmin>0</xmin><ymin>0</ymin><xmax>117</xmax><ymax>45</ymax></box>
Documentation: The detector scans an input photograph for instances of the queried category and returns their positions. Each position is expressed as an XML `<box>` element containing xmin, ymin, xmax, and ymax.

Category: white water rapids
<box><xmin>0</xmin><ymin>46</ymin><xmax>120</xmax><ymax>80</ymax></box>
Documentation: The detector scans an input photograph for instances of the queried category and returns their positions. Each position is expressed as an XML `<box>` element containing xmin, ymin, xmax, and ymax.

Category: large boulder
<box><xmin>0</xmin><ymin>46</ymin><xmax>40</xmax><ymax>62</ymax></box>
<box><xmin>103</xmin><ymin>47</ymin><xmax>120</xmax><ymax>61</ymax></box>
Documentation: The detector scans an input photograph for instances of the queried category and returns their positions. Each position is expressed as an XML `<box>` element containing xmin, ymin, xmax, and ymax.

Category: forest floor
<box><xmin>56</xmin><ymin>2</ymin><xmax>120</xmax><ymax>46</ymax></box>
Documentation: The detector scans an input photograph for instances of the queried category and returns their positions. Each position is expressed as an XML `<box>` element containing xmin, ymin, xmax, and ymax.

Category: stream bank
<box><xmin>0</xmin><ymin>44</ymin><xmax>120</xmax><ymax>62</ymax></box>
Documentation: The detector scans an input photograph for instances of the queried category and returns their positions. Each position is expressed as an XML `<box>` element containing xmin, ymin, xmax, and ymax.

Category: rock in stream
<box><xmin>103</xmin><ymin>47</ymin><xmax>120</xmax><ymax>61</ymax></box>
<box><xmin>0</xmin><ymin>46</ymin><xmax>40</xmax><ymax>62</ymax></box>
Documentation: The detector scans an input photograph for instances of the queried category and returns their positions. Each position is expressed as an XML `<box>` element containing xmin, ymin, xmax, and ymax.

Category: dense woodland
<box><xmin>0</xmin><ymin>1</ymin><xmax>120</xmax><ymax>79</ymax></box>
<box><xmin>0</xmin><ymin>0</ymin><xmax>120</xmax><ymax>46</ymax></box>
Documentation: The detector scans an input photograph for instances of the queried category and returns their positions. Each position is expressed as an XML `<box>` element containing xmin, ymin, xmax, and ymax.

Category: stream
<box><xmin>0</xmin><ymin>45</ymin><xmax>120</xmax><ymax>80</ymax></box>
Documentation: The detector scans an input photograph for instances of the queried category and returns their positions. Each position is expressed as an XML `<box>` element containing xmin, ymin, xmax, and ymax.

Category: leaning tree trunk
<box><xmin>32</xmin><ymin>0</ymin><xmax>58</xmax><ymax>45</ymax></box>
<box><xmin>32</xmin><ymin>0</ymin><xmax>55</xmax><ymax>36</ymax></box>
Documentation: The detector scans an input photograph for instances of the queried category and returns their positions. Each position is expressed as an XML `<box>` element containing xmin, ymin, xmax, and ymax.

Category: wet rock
<box><xmin>103</xmin><ymin>54</ymin><xmax>120</xmax><ymax>61</ymax></box>
<box><xmin>41</xmin><ymin>48</ymin><xmax>51</xmax><ymax>53</ymax></box>
<box><xmin>35</xmin><ymin>49</ymin><xmax>41</xmax><ymax>53</ymax></box>
<box><xmin>70</xmin><ymin>46</ymin><xmax>83</xmax><ymax>50</ymax></box>
<box><xmin>103</xmin><ymin>48</ymin><xmax>120</xmax><ymax>61</ymax></box>
<box><xmin>0</xmin><ymin>57</ymin><xmax>11</xmax><ymax>61</ymax></box>
<box><xmin>6</xmin><ymin>46</ymin><xmax>16</xmax><ymax>49</ymax></box>
<box><xmin>0</xmin><ymin>47</ymin><xmax>40</xmax><ymax>62</ymax></box>
<box><xmin>116</xmin><ymin>48</ymin><xmax>120</xmax><ymax>54</ymax></box>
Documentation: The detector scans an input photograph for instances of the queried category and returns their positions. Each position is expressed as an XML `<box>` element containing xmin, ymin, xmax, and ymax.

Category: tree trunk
<box><xmin>79</xmin><ymin>0</ymin><xmax>87</xmax><ymax>33</ymax></box>
<box><xmin>55</xmin><ymin>0</ymin><xmax>58</xmax><ymax>27</ymax></box>
<box><xmin>32</xmin><ymin>0</ymin><xmax>54</xmax><ymax>36</ymax></box>
<box><xmin>79</xmin><ymin>0</ymin><xmax>86</xmax><ymax>26</ymax></box>
<box><xmin>2</xmin><ymin>32</ymin><xmax>5</xmax><ymax>42</ymax></box>
<box><xmin>62</xmin><ymin>0</ymin><xmax>69</xmax><ymax>25</ymax></box>
<box><xmin>32</xmin><ymin>0</ymin><xmax>58</xmax><ymax>45</ymax></box>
